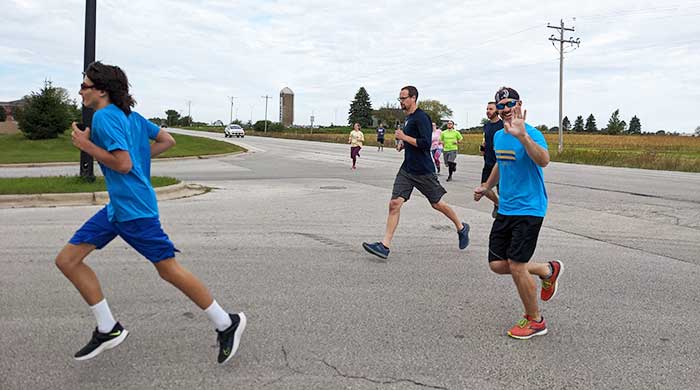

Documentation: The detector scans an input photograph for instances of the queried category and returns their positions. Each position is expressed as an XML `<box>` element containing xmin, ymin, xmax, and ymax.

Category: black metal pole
<box><xmin>80</xmin><ymin>0</ymin><xmax>96</xmax><ymax>182</ymax></box>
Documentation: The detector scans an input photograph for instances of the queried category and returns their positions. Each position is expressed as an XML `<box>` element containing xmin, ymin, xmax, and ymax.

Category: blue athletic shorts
<box><xmin>69</xmin><ymin>207</ymin><xmax>178</xmax><ymax>263</ymax></box>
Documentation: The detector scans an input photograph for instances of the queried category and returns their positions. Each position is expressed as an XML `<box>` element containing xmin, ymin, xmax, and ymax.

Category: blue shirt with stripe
<box><xmin>90</xmin><ymin>104</ymin><xmax>161</xmax><ymax>222</ymax></box>
<box><xmin>493</xmin><ymin>123</ymin><xmax>548</xmax><ymax>217</ymax></box>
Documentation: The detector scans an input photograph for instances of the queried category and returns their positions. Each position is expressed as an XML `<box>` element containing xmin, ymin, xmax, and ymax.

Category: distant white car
<box><xmin>224</xmin><ymin>124</ymin><xmax>245</xmax><ymax>138</ymax></box>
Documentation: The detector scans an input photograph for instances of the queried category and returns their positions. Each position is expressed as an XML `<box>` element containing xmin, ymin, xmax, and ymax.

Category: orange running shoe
<box><xmin>541</xmin><ymin>260</ymin><xmax>563</xmax><ymax>302</ymax></box>
<box><xmin>507</xmin><ymin>315</ymin><xmax>547</xmax><ymax>339</ymax></box>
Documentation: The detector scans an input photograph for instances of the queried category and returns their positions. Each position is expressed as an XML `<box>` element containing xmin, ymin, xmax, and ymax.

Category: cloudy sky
<box><xmin>2</xmin><ymin>0</ymin><xmax>700</xmax><ymax>133</ymax></box>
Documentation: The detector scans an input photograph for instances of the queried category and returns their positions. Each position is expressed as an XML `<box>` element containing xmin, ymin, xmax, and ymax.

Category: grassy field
<box><xmin>0</xmin><ymin>176</ymin><xmax>179</xmax><ymax>195</ymax></box>
<box><xmin>246</xmin><ymin>131</ymin><xmax>700</xmax><ymax>173</ymax></box>
<box><xmin>0</xmin><ymin>132</ymin><xmax>245</xmax><ymax>164</ymax></box>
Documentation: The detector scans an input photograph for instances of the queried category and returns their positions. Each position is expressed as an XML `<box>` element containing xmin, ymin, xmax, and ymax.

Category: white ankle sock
<box><xmin>205</xmin><ymin>300</ymin><xmax>232</xmax><ymax>331</ymax></box>
<box><xmin>90</xmin><ymin>299</ymin><xmax>117</xmax><ymax>333</ymax></box>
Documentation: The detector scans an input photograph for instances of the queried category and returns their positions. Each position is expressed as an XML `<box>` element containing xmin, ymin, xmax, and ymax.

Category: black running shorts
<box><xmin>391</xmin><ymin>169</ymin><xmax>446</xmax><ymax>204</ymax></box>
<box><xmin>488</xmin><ymin>214</ymin><xmax>544</xmax><ymax>263</ymax></box>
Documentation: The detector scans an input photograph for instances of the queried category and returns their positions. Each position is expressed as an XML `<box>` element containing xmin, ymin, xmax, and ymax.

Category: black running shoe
<box><xmin>74</xmin><ymin>322</ymin><xmax>129</xmax><ymax>361</ymax></box>
<box><xmin>458</xmin><ymin>222</ymin><xmax>470</xmax><ymax>250</ymax></box>
<box><xmin>362</xmin><ymin>241</ymin><xmax>390</xmax><ymax>259</ymax></box>
<box><xmin>217</xmin><ymin>312</ymin><xmax>247</xmax><ymax>364</ymax></box>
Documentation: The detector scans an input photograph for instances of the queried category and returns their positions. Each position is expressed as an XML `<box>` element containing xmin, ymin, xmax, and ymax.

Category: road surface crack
<box><xmin>320</xmin><ymin>359</ymin><xmax>448</xmax><ymax>389</ymax></box>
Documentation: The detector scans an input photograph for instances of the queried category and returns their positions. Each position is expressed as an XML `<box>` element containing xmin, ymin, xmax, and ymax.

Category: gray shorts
<box><xmin>444</xmin><ymin>150</ymin><xmax>458</xmax><ymax>164</ymax></box>
<box><xmin>391</xmin><ymin>169</ymin><xmax>446</xmax><ymax>204</ymax></box>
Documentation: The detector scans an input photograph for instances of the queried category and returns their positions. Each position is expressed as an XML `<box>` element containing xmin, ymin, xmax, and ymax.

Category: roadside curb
<box><xmin>0</xmin><ymin>150</ymin><xmax>245</xmax><ymax>168</ymax></box>
<box><xmin>0</xmin><ymin>181</ymin><xmax>209</xmax><ymax>209</ymax></box>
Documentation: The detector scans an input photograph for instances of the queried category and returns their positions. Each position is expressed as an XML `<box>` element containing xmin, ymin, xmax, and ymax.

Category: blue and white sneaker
<box><xmin>458</xmin><ymin>222</ymin><xmax>470</xmax><ymax>250</ymax></box>
<box><xmin>362</xmin><ymin>241</ymin><xmax>390</xmax><ymax>259</ymax></box>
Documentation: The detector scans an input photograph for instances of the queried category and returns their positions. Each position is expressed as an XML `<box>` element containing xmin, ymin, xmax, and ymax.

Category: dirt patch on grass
<box><xmin>0</xmin><ymin>121</ymin><xmax>19</xmax><ymax>135</ymax></box>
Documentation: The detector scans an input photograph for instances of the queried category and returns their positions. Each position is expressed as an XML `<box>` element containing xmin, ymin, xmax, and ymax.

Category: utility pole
<box><xmin>548</xmin><ymin>19</ymin><xmax>580</xmax><ymax>154</ymax></box>
<box><xmin>187</xmin><ymin>100</ymin><xmax>192</xmax><ymax>126</ymax></box>
<box><xmin>261</xmin><ymin>95</ymin><xmax>271</xmax><ymax>132</ymax></box>
<box><xmin>310</xmin><ymin>111</ymin><xmax>315</xmax><ymax>135</ymax></box>
<box><xmin>80</xmin><ymin>0</ymin><xmax>96</xmax><ymax>182</ymax></box>
<box><xmin>229</xmin><ymin>96</ymin><xmax>237</xmax><ymax>124</ymax></box>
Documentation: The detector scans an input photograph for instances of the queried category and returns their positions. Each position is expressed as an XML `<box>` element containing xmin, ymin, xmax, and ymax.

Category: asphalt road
<box><xmin>1</xmin><ymin>130</ymin><xmax>699</xmax><ymax>389</ymax></box>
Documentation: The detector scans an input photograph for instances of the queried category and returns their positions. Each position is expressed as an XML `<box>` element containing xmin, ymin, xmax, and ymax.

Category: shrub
<box><xmin>16</xmin><ymin>81</ymin><xmax>77</xmax><ymax>140</ymax></box>
<box><xmin>253</xmin><ymin>120</ymin><xmax>285</xmax><ymax>132</ymax></box>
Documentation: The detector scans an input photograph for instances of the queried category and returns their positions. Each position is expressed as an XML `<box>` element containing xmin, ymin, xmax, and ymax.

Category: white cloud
<box><xmin>1</xmin><ymin>0</ymin><xmax>699</xmax><ymax>132</ymax></box>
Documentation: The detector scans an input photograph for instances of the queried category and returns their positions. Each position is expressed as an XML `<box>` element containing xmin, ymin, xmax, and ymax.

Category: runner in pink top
<box><xmin>430</xmin><ymin>122</ymin><xmax>443</xmax><ymax>174</ymax></box>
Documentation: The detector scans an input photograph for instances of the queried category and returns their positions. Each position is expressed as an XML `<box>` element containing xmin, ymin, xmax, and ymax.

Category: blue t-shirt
<box><xmin>494</xmin><ymin>123</ymin><xmax>548</xmax><ymax>217</ymax></box>
<box><xmin>90</xmin><ymin>104</ymin><xmax>161</xmax><ymax>222</ymax></box>
<box><xmin>483</xmin><ymin>119</ymin><xmax>503</xmax><ymax>167</ymax></box>
<box><xmin>377</xmin><ymin>127</ymin><xmax>385</xmax><ymax>139</ymax></box>
<box><xmin>400</xmin><ymin>108</ymin><xmax>434</xmax><ymax>175</ymax></box>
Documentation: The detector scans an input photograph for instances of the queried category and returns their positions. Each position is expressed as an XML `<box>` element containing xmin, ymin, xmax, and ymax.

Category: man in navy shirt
<box><xmin>474</xmin><ymin>87</ymin><xmax>563</xmax><ymax>340</ymax></box>
<box><xmin>363</xmin><ymin>86</ymin><xmax>470</xmax><ymax>259</ymax></box>
<box><xmin>481</xmin><ymin>102</ymin><xmax>503</xmax><ymax>218</ymax></box>
<box><xmin>376</xmin><ymin>123</ymin><xmax>385</xmax><ymax>151</ymax></box>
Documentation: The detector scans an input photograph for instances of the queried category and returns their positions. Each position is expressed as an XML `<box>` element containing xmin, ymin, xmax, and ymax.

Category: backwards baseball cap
<box><xmin>495</xmin><ymin>87</ymin><xmax>520</xmax><ymax>102</ymax></box>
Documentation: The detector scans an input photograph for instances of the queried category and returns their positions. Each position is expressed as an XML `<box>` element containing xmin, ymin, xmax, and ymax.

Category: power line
<box><xmin>548</xmin><ymin>19</ymin><xmax>580</xmax><ymax>154</ymax></box>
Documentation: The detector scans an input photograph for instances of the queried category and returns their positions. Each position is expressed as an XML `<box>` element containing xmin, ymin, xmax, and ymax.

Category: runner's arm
<box><xmin>518</xmin><ymin>134</ymin><xmax>549</xmax><ymax>167</ymax></box>
<box><xmin>71</xmin><ymin>122</ymin><xmax>132</xmax><ymax>174</ymax></box>
<box><xmin>474</xmin><ymin>163</ymin><xmax>499</xmax><ymax>201</ymax></box>
<box><xmin>151</xmin><ymin>129</ymin><xmax>176</xmax><ymax>157</ymax></box>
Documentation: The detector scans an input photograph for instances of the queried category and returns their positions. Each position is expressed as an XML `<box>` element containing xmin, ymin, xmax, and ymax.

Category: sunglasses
<box><xmin>80</xmin><ymin>83</ymin><xmax>97</xmax><ymax>90</ymax></box>
<box><xmin>397</xmin><ymin>96</ymin><xmax>413</xmax><ymax>101</ymax></box>
<box><xmin>496</xmin><ymin>100</ymin><xmax>518</xmax><ymax>110</ymax></box>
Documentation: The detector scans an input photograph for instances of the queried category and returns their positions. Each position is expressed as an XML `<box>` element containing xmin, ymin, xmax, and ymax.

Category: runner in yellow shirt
<box><xmin>348</xmin><ymin>123</ymin><xmax>365</xmax><ymax>170</ymax></box>
<box><xmin>439</xmin><ymin>120</ymin><xmax>462</xmax><ymax>181</ymax></box>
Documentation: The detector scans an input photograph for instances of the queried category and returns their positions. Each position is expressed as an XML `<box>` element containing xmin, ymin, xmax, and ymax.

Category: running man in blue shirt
<box><xmin>55</xmin><ymin>62</ymin><xmax>245</xmax><ymax>363</ymax></box>
<box><xmin>474</xmin><ymin>87</ymin><xmax>563</xmax><ymax>340</ymax></box>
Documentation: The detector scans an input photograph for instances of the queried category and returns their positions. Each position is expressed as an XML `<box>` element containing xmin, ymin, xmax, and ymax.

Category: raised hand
<box><xmin>504</xmin><ymin>105</ymin><xmax>527</xmax><ymax>139</ymax></box>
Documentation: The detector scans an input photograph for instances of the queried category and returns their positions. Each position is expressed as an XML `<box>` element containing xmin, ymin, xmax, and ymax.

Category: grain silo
<box><xmin>279</xmin><ymin>87</ymin><xmax>294</xmax><ymax>127</ymax></box>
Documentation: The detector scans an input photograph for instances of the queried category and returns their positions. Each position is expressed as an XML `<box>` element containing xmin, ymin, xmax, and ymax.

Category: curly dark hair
<box><xmin>84</xmin><ymin>61</ymin><xmax>136</xmax><ymax>115</ymax></box>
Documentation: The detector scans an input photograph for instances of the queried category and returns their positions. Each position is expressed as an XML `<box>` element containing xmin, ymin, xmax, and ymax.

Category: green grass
<box><xmin>161</xmin><ymin>133</ymin><xmax>244</xmax><ymax>157</ymax></box>
<box><xmin>0</xmin><ymin>176</ymin><xmax>179</xmax><ymax>195</ymax></box>
<box><xmin>0</xmin><ymin>132</ymin><xmax>244</xmax><ymax>164</ymax></box>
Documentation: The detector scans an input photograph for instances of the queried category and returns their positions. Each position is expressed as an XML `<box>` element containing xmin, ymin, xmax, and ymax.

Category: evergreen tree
<box><xmin>585</xmin><ymin>114</ymin><xmax>598</xmax><ymax>132</ymax></box>
<box><xmin>573</xmin><ymin>115</ymin><xmax>584</xmax><ymax>132</ymax></box>
<box><xmin>562</xmin><ymin>116</ymin><xmax>571</xmax><ymax>131</ymax></box>
<box><xmin>348</xmin><ymin>87</ymin><xmax>373</xmax><ymax>127</ymax></box>
<box><xmin>628</xmin><ymin>116</ymin><xmax>642</xmax><ymax>134</ymax></box>
<box><xmin>606</xmin><ymin>109</ymin><xmax>625</xmax><ymax>134</ymax></box>
<box><xmin>15</xmin><ymin>80</ymin><xmax>75</xmax><ymax>139</ymax></box>
<box><xmin>165</xmin><ymin>109</ymin><xmax>181</xmax><ymax>127</ymax></box>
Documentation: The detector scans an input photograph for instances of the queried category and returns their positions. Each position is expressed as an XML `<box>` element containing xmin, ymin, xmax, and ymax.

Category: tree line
<box><xmin>347</xmin><ymin>86</ymin><xmax>452</xmax><ymax>129</ymax></box>
<box><xmin>557</xmin><ymin>110</ymin><xmax>642</xmax><ymax>134</ymax></box>
<box><xmin>6</xmin><ymin>81</ymin><xmax>698</xmax><ymax>139</ymax></box>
